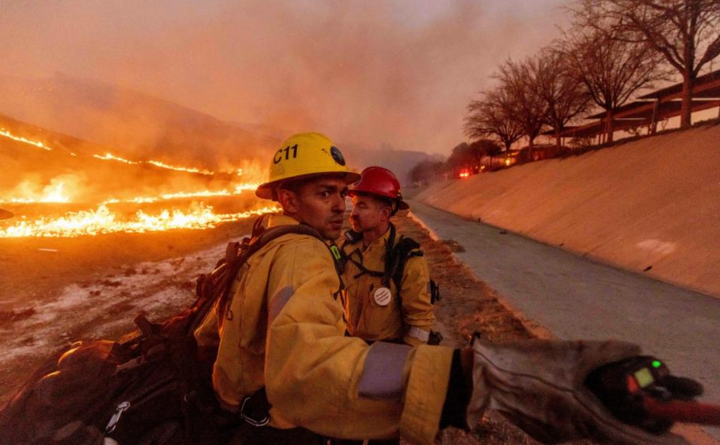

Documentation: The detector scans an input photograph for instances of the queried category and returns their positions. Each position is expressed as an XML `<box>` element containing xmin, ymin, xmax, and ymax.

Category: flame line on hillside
<box><xmin>1</xmin><ymin>183</ymin><xmax>259</xmax><ymax>205</ymax></box>
<box><xmin>94</xmin><ymin>153</ymin><xmax>219</xmax><ymax>176</ymax></box>
<box><xmin>93</xmin><ymin>153</ymin><xmax>138</xmax><ymax>164</ymax></box>
<box><xmin>147</xmin><ymin>160</ymin><xmax>215</xmax><ymax>176</ymax></box>
<box><xmin>101</xmin><ymin>184</ymin><xmax>260</xmax><ymax>205</ymax></box>
<box><xmin>1</xmin><ymin>129</ymin><xmax>249</xmax><ymax>178</ymax></box>
<box><xmin>0</xmin><ymin>128</ymin><xmax>52</xmax><ymax>151</ymax></box>
<box><xmin>0</xmin><ymin>204</ymin><xmax>278</xmax><ymax>238</ymax></box>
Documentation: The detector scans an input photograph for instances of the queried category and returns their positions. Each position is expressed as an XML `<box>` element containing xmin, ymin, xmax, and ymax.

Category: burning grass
<box><xmin>0</xmin><ymin>201</ymin><xmax>276</xmax><ymax>238</ymax></box>
<box><xmin>0</xmin><ymin>136</ymin><xmax>273</xmax><ymax>238</ymax></box>
<box><xmin>1</xmin><ymin>121</ymin><xmax>272</xmax><ymax>239</ymax></box>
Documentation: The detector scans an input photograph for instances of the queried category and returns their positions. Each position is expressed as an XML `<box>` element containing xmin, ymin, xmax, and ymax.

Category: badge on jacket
<box><xmin>373</xmin><ymin>287</ymin><xmax>392</xmax><ymax>306</ymax></box>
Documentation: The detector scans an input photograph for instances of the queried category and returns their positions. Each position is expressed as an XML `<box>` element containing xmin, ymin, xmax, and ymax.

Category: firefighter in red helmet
<box><xmin>340</xmin><ymin>166</ymin><xmax>437</xmax><ymax>348</ymax></box>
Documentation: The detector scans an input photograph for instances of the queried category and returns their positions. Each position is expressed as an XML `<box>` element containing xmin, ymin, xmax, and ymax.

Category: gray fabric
<box><xmin>467</xmin><ymin>339</ymin><xmax>690</xmax><ymax>445</ymax></box>
<box><xmin>268</xmin><ymin>286</ymin><xmax>294</xmax><ymax>325</ymax></box>
<box><xmin>358</xmin><ymin>342</ymin><xmax>411</xmax><ymax>400</ymax></box>
<box><xmin>407</xmin><ymin>327</ymin><xmax>430</xmax><ymax>343</ymax></box>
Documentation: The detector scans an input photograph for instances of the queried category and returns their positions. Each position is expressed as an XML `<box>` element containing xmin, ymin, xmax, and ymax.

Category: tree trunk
<box><xmin>526</xmin><ymin>136</ymin><xmax>535</xmax><ymax>163</ymax></box>
<box><xmin>606</xmin><ymin>109</ymin><xmax>614</xmax><ymax>144</ymax></box>
<box><xmin>680</xmin><ymin>72</ymin><xmax>695</xmax><ymax>128</ymax></box>
<box><xmin>650</xmin><ymin>100</ymin><xmax>659</xmax><ymax>135</ymax></box>
<box><xmin>555</xmin><ymin>130</ymin><xmax>562</xmax><ymax>148</ymax></box>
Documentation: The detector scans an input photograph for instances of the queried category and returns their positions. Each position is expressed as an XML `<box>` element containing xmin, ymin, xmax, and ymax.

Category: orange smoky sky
<box><xmin>0</xmin><ymin>0</ymin><xmax>570</xmax><ymax>155</ymax></box>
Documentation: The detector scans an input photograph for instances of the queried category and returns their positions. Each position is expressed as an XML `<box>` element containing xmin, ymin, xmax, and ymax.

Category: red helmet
<box><xmin>349</xmin><ymin>166</ymin><xmax>409</xmax><ymax>210</ymax></box>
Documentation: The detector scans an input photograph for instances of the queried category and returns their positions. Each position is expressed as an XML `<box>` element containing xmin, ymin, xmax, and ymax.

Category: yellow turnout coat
<box><xmin>341</xmin><ymin>227</ymin><xmax>435</xmax><ymax>346</ymax></box>
<box><xmin>194</xmin><ymin>214</ymin><xmax>452</xmax><ymax>444</ymax></box>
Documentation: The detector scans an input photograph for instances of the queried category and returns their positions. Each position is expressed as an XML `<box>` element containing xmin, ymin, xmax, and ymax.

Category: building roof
<box><xmin>640</xmin><ymin>69</ymin><xmax>720</xmax><ymax>99</ymax></box>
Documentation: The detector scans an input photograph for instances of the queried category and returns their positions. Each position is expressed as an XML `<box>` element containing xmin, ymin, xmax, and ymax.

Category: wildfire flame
<box><xmin>101</xmin><ymin>184</ymin><xmax>260</xmax><ymax>205</ymax></box>
<box><xmin>147</xmin><ymin>160</ymin><xmax>215</xmax><ymax>176</ymax></box>
<box><xmin>0</xmin><ymin>182</ymin><xmax>71</xmax><ymax>204</ymax></box>
<box><xmin>1</xmin><ymin>130</ymin><xmax>272</xmax><ymax>238</ymax></box>
<box><xmin>1</xmin><ymin>128</ymin><xmax>52</xmax><ymax>151</ymax></box>
<box><xmin>0</xmin><ymin>204</ymin><xmax>278</xmax><ymax>238</ymax></box>
<box><xmin>94</xmin><ymin>153</ymin><xmax>230</xmax><ymax>176</ymax></box>
<box><xmin>93</xmin><ymin>153</ymin><xmax>137</xmax><ymax>164</ymax></box>
<box><xmin>2</xmin><ymin>130</ymin><xmax>249</xmax><ymax>178</ymax></box>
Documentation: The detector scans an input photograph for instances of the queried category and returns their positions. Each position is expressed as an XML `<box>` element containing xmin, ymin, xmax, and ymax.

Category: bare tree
<box><xmin>495</xmin><ymin>59</ymin><xmax>548</xmax><ymax>158</ymax></box>
<box><xmin>469</xmin><ymin>139</ymin><xmax>503</xmax><ymax>158</ymax></box>
<box><xmin>464</xmin><ymin>88</ymin><xmax>524</xmax><ymax>152</ymax></box>
<box><xmin>531</xmin><ymin>49</ymin><xmax>591</xmax><ymax>147</ymax></box>
<box><xmin>559</xmin><ymin>26</ymin><xmax>661</xmax><ymax>142</ymax></box>
<box><xmin>575</xmin><ymin>0</ymin><xmax>720</xmax><ymax>128</ymax></box>
<box><xmin>409</xmin><ymin>160</ymin><xmax>447</xmax><ymax>186</ymax></box>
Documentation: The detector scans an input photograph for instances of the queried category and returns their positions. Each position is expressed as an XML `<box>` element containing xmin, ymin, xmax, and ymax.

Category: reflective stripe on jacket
<box><xmin>341</xmin><ymin>227</ymin><xmax>435</xmax><ymax>346</ymax></box>
<box><xmin>194</xmin><ymin>214</ymin><xmax>452</xmax><ymax>444</ymax></box>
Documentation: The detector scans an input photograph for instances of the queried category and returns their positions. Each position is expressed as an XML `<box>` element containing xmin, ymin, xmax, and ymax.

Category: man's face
<box><xmin>350</xmin><ymin>193</ymin><xmax>389</xmax><ymax>233</ymax></box>
<box><xmin>292</xmin><ymin>176</ymin><xmax>348</xmax><ymax>240</ymax></box>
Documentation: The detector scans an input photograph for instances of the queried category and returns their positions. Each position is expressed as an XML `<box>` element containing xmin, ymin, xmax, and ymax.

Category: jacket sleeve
<box><xmin>193</xmin><ymin>302</ymin><xmax>220</xmax><ymax>348</ymax></box>
<box><xmin>263</xmin><ymin>237</ymin><xmax>453</xmax><ymax>444</ymax></box>
<box><xmin>400</xmin><ymin>254</ymin><xmax>436</xmax><ymax>346</ymax></box>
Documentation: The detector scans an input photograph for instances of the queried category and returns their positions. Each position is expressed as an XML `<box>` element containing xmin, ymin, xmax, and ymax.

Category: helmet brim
<box><xmin>347</xmin><ymin>190</ymin><xmax>410</xmax><ymax>211</ymax></box>
<box><xmin>256</xmin><ymin>171</ymin><xmax>362</xmax><ymax>200</ymax></box>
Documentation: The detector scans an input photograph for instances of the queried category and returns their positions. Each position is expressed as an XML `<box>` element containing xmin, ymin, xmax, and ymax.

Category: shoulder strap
<box><xmin>216</xmin><ymin>221</ymin><xmax>344</xmax><ymax>321</ymax></box>
<box><xmin>388</xmin><ymin>235</ymin><xmax>440</xmax><ymax>304</ymax></box>
<box><xmin>384</xmin><ymin>227</ymin><xmax>422</xmax><ymax>301</ymax></box>
<box><xmin>343</xmin><ymin>229</ymin><xmax>362</xmax><ymax>245</ymax></box>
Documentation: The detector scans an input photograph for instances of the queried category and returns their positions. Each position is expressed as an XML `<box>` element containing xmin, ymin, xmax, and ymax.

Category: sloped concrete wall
<box><xmin>417</xmin><ymin>123</ymin><xmax>720</xmax><ymax>297</ymax></box>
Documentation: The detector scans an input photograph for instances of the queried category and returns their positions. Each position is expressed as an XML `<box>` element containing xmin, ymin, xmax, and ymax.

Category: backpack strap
<box><xmin>343</xmin><ymin>229</ymin><xmax>362</xmax><ymax>245</ymax></box>
<box><xmin>342</xmin><ymin>224</ymin><xmax>396</xmax><ymax>282</ymax></box>
<box><xmin>217</xmin><ymin>220</ymin><xmax>344</xmax><ymax>322</ymax></box>
<box><xmin>218</xmin><ymin>221</ymin><xmax>345</xmax><ymax>426</ymax></box>
<box><xmin>383</xmin><ymin>223</ymin><xmax>421</xmax><ymax>296</ymax></box>
<box><xmin>384</xmin><ymin>230</ymin><xmax>443</xmax><ymax>345</ymax></box>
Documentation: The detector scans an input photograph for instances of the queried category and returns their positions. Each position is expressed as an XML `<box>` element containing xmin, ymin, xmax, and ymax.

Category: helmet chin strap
<box><xmin>390</xmin><ymin>201</ymin><xmax>399</xmax><ymax>217</ymax></box>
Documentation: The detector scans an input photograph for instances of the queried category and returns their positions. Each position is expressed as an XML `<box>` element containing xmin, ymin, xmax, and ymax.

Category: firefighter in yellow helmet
<box><xmin>194</xmin><ymin>132</ymin><xmax>695</xmax><ymax>445</ymax></box>
<box><xmin>340</xmin><ymin>167</ymin><xmax>436</xmax><ymax>347</ymax></box>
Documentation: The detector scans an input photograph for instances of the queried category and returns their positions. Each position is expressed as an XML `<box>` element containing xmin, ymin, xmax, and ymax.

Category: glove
<box><xmin>465</xmin><ymin>338</ymin><xmax>690</xmax><ymax>445</ymax></box>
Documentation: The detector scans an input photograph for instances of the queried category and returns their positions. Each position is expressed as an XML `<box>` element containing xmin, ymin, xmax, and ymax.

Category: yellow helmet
<box><xmin>256</xmin><ymin>132</ymin><xmax>361</xmax><ymax>200</ymax></box>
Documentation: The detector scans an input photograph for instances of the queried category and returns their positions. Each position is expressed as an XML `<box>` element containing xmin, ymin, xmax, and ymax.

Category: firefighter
<box><xmin>194</xmin><ymin>132</ymin><xmax>691</xmax><ymax>445</ymax></box>
<box><xmin>341</xmin><ymin>166</ymin><xmax>435</xmax><ymax>346</ymax></box>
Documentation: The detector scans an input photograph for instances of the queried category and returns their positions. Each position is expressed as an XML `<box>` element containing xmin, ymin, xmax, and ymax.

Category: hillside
<box><xmin>0</xmin><ymin>113</ymin><xmax>244</xmax><ymax>204</ymax></box>
<box><xmin>416</xmin><ymin>122</ymin><xmax>720</xmax><ymax>298</ymax></box>
<box><xmin>0</xmin><ymin>73</ymin><xmax>280</xmax><ymax>169</ymax></box>
<box><xmin>0</xmin><ymin>73</ymin><xmax>436</xmax><ymax>183</ymax></box>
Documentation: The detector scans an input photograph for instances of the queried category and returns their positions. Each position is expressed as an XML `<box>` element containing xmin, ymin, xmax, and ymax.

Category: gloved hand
<box><xmin>465</xmin><ymin>338</ymin><xmax>689</xmax><ymax>445</ymax></box>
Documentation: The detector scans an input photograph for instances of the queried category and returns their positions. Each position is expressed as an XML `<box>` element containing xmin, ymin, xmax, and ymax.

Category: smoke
<box><xmin>4</xmin><ymin>173</ymin><xmax>87</xmax><ymax>203</ymax></box>
<box><xmin>0</xmin><ymin>0</ymin><xmax>569</xmax><ymax>156</ymax></box>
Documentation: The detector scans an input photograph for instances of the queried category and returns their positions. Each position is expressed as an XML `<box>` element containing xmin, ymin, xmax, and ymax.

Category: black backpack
<box><xmin>0</xmin><ymin>220</ymin><xmax>330</xmax><ymax>445</ymax></box>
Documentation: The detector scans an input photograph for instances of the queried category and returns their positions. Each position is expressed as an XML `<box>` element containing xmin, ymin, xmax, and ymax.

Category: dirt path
<box><xmin>409</xmin><ymin>200</ymin><xmax>720</xmax><ymax>443</ymax></box>
<box><xmin>0</xmin><ymin>219</ymin><xmax>255</xmax><ymax>403</ymax></box>
<box><xmin>393</xmin><ymin>212</ymin><xmax>546</xmax><ymax>445</ymax></box>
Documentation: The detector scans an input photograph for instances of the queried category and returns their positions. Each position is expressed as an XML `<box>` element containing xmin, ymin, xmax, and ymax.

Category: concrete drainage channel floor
<box><xmin>409</xmin><ymin>200</ymin><xmax>720</xmax><ymax>441</ymax></box>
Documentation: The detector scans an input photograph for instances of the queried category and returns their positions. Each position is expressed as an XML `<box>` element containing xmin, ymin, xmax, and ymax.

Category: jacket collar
<box><xmin>264</xmin><ymin>213</ymin><xmax>338</xmax><ymax>247</ymax></box>
<box><xmin>265</xmin><ymin>213</ymin><xmax>301</xmax><ymax>229</ymax></box>
<box><xmin>362</xmin><ymin>225</ymin><xmax>393</xmax><ymax>253</ymax></box>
